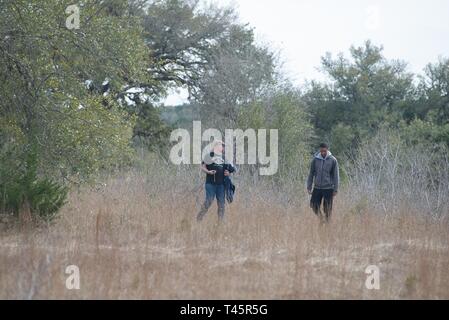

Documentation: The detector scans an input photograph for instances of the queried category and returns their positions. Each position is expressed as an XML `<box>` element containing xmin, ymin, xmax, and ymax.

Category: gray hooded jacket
<box><xmin>307</xmin><ymin>151</ymin><xmax>339</xmax><ymax>192</ymax></box>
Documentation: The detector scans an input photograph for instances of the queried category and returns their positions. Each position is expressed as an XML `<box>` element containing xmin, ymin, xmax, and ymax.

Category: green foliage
<box><xmin>40</xmin><ymin>97</ymin><xmax>136</xmax><ymax>180</ymax></box>
<box><xmin>139</xmin><ymin>0</ymin><xmax>276</xmax><ymax>130</ymax></box>
<box><xmin>329</xmin><ymin>123</ymin><xmax>357</xmax><ymax>158</ymax></box>
<box><xmin>304</xmin><ymin>41</ymin><xmax>414</xmax><ymax>155</ymax></box>
<box><xmin>398</xmin><ymin>119</ymin><xmax>449</xmax><ymax>148</ymax></box>
<box><xmin>338</xmin><ymin>163</ymin><xmax>349</xmax><ymax>187</ymax></box>
<box><xmin>0</xmin><ymin>148</ymin><xmax>67</xmax><ymax>221</ymax></box>
<box><xmin>0</xmin><ymin>0</ymin><xmax>150</xmax><ymax>218</ymax></box>
<box><xmin>1</xmin><ymin>0</ymin><xmax>448</xmax><ymax>222</ymax></box>
<box><xmin>161</xmin><ymin>103</ymin><xmax>201</xmax><ymax>127</ymax></box>
<box><xmin>238</xmin><ymin>88</ymin><xmax>314</xmax><ymax>180</ymax></box>
<box><xmin>132</xmin><ymin>102</ymin><xmax>173</xmax><ymax>153</ymax></box>
<box><xmin>304</xmin><ymin>41</ymin><xmax>449</xmax><ymax>158</ymax></box>
<box><xmin>419</xmin><ymin>58</ymin><xmax>449</xmax><ymax>124</ymax></box>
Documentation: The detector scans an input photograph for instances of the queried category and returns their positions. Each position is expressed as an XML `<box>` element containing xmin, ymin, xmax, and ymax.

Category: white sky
<box><xmin>164</xmin><ymin>0</ymin><xmax>449</xmax><ymax>105</ymax></box>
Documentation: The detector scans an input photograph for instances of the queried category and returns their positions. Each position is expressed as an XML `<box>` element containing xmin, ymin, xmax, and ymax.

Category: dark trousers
<box><xmin>310</xmin><ymin>188</ymin><xmax>334</xmax><ymax>223</ymax></box>
<box><xmin>197</xmin><ymin>183</ymin><xmax>225</xmax><ymax>221</ymax></box>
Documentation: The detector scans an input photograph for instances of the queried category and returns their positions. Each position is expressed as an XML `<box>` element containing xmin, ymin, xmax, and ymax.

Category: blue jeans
<box><xmin>197</xmin><ymin>183</ymin><xmax>225</xmax><ymax>221</ymax></box>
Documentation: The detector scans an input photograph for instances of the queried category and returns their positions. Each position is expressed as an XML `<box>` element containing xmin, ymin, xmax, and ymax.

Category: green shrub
<box><xmin>1</xmin><ymin>177</ymin><xmax>68</xmax><ymax>222</ymax></box>
<box><xmin>0</xmin><ymin>134</ymin><xmax>68</xmax><ymax>221</ymax></box>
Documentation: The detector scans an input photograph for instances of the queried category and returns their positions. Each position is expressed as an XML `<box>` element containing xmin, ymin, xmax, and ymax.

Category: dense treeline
<box><xmin>1</xmin><ymin>0</ymin><xmax>448</xmax><ymax>220</ymax></box>
<box><xmin>304</xmin><ymin>41</ymin><xmax>449</xmax><ymax>157</ymax></box>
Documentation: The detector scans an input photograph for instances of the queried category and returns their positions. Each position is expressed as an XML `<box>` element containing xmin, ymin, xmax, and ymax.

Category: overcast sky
<box><xmin>165</xmin><ymin>0</ymin><xmax>449</xmax><ymax>105</ymax></box>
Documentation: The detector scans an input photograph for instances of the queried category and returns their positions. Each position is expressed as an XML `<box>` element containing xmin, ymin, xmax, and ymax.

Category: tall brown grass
<box><xmin>1</xmin><ymin>158</ymin><xmax>448</xmax><ymax>299</ymax></box>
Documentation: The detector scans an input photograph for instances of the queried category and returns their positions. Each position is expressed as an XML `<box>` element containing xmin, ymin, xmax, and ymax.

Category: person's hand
<box><xmin>333</xmin><ymin>191</ymin><xmax>338</xmax><ymax>197</ymax></box>
<box><xmin>208</xmin><ymin>170</ymin><xmax>216</xmax><ymax>175</ymax></box>
<box><xmin>307</xmin><ymin>189</ymin><xmax>312</xmax><ymax>195</ymax></box>
<box><xmin>224</xmin><ymin>170</ymin><xmax>230</xmax><ymax>177</ymax></box>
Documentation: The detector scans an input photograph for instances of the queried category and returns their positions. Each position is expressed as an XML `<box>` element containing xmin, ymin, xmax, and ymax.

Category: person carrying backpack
<box><xmin>197</xmin><ymin>140</ymin><xmax>235</xmax><ymax>222</ymax></box>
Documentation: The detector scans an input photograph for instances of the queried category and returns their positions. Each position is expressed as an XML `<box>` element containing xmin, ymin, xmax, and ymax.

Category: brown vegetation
<box><xmin>1</xmin><ymin>167</ymin><xmax>448</xmax><ymax>299</ymax></box>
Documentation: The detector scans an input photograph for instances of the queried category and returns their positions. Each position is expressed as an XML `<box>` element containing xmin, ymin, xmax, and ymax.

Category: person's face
<box><xmin>320</xmin><ymin>147</ymin><xmax>328</xmax><ymax>157</ymax></box>
<box><xmin>214</xmin><ymin>143</ymin><xmax>224</xmax><ymax>154</ymax></box>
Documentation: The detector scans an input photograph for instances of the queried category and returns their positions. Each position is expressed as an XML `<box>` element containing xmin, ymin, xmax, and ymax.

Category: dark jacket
<box><xmin>307</xmin><ymin>151</ymin><xmax>339</xmax><ymax>192</ymax></box>
<box><xmin>203</xmin><ymin>152</ymin><xmax>235</xmax><ymax>185</ymax></box>
<box><xmin>224</xmin><ymin>177</ymin><xmax>235</xmax><ymax>203</ymax></box>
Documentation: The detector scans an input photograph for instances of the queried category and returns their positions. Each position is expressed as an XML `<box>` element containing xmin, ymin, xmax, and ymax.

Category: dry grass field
<box><xmin>1</xmin><ymin>167</ymin><xmax>448</xmax><ymax>299</ymax></box>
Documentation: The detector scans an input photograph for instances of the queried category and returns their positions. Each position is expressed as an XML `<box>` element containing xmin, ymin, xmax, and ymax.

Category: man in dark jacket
<box><xmin>307</xmin><ymin>143</ymin><xmax>339</xmax><ymax>223</ymax></box>
<box><xmin>197</xmin><ymin>140</ymin><xmax>235</xmax><ymax>222</ymax></box>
